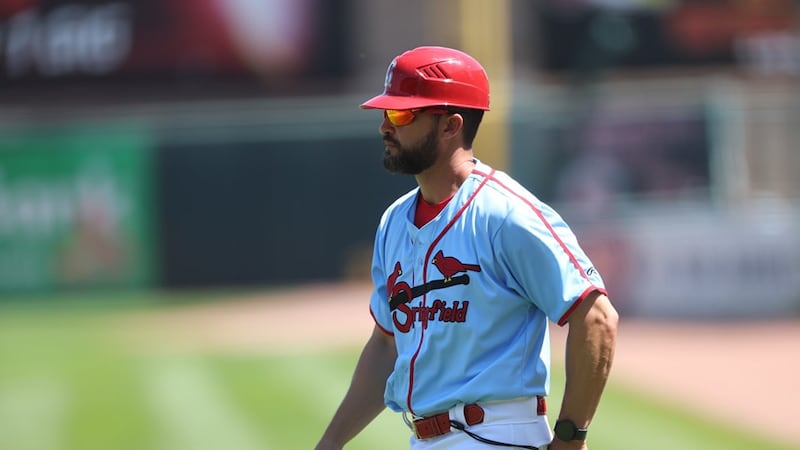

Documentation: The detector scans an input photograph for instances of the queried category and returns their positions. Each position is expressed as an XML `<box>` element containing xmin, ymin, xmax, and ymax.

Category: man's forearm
<box><xmin>559</xmin><ymin>293</ymin><xmax>618</xmax><ymax>427</ymax></box>
<box><xmin>316</xmin><ymin>326</ymin><xmax>397</xmax><ymax>449</ymax></box>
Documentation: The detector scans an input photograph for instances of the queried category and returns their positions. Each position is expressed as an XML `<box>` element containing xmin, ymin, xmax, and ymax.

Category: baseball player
<box><xmin>315</xmin><ymin>46</ymin><xmax>618</xmax><ymax>450</ymax></box>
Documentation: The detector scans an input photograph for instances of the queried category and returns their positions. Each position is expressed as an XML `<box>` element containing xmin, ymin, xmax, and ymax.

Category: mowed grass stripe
<box><xmin>209</xmin><ymin>350</ymin><xmax>411</xmax><ymax>449</ymax></box>
<box><xmin>0</xmin><ymin>315</ymin><xmax>71</xmax><ymax>450</ymax></box>
<box><xmin>0</xmin><ymin>312</ymin><xmax>155</xmax><ymax>450</ymax></box>
<box><xmin>207</xmin><ymin>351</ymin><xmax>362</xmax><ymax>449</ymax></box>
<box><xmin>274</xmin><ymin>350</ymin><xmax>411</xmax><ymax>450</ymax></box>
<box><xmin>0</xmin><ymin>377</ymin><xmax>68</xmax><ymax>450</ymax></box>
<box><xmin>143</xmin><ymin>356</ymin><xmax>269</xmax><ymax>450</ymax></box>
<box><xmin>63</xmin><ymin>352</ymin><xmax>155</xmax><ymax>450</ymax></box>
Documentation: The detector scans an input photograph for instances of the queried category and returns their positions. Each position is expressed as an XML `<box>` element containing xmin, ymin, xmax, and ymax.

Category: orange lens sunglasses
<box><xmin>384</xmin><ymin>108</ymin><xmax>449</xmax><ymax>126</ymax></box>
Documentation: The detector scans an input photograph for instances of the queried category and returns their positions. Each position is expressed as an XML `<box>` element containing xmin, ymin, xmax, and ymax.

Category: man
<box><xmin>315</xmin><ymin>46</ymin><xmax>618</xmax><ymax>450</ymax></box>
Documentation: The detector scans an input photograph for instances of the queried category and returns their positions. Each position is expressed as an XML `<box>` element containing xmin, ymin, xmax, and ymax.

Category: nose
<box><xmin>379</xmin><ymin>112</ymin><xmax>395</xmax><ymax>135</ymax></box>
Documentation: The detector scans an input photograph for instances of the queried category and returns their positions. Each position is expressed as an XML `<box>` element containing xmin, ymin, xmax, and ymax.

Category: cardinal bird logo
<box><xmin>386</xmin><ymin>261</ymin><xmax>402</xmax><ymax>293</ymax></box>
<box><xmin>387</xmin><ymin>261</ymin><xmax>413</xmax><ymax>306</ymax></box>
<box><xmin>432</xmin><ymin>250</ymin><xmax>481</xmax><ymax>282</ymax></box>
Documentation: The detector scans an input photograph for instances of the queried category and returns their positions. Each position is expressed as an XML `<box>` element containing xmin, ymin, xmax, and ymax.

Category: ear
<box><xmin>440</xmin><ymin>113</ymin><xmax>464</xmax><ymax>141</ymax></box>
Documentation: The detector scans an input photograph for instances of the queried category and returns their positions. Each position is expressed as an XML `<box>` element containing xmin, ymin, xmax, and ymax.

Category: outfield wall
<box><xmin>0</xmin><ymin>86</ymin><xmax>798</xmax><ymax>319</ymax></box>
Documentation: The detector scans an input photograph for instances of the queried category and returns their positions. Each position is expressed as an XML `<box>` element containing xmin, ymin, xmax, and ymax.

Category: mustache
<box><xmin>383</xmin><ymin>135</ymin><xmax>399</xmax><ymax>146</ymax></box>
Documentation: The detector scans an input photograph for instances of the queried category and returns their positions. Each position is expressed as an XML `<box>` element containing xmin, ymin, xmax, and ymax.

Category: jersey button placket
<box><xmin>415</xmin><ymin>229</ymin><xmax>431</xmax><ymax>275</ymax></box>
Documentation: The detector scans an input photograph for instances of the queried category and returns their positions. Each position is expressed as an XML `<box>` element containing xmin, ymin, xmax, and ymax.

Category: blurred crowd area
<box><xmin>0</xmin><ymin>0</ymin><xmax>798</xmax><ymax>318</ymax></box>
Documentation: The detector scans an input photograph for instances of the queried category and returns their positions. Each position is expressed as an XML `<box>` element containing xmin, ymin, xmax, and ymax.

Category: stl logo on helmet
<box><xmin>383</xmin><ymin>60</ymin><xmax>397</xmax><ymax>91</ymax></box>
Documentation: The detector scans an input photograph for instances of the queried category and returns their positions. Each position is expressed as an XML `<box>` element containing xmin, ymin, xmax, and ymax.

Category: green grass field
<box><xmin>0</xmin><ymin>292</ymin><xmax>797</xmax><ymax>450</ymax></box>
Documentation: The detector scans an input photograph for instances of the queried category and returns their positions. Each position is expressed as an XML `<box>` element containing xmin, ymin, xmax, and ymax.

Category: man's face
<box><xmin>382</xmin><ymin>115</ymin><xmax>441</xmax><ymax>175</ymax></box>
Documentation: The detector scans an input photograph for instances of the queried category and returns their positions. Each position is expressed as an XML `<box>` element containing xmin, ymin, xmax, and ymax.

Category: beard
<box><xmin>382</xmin><ymin>127</ymin><xmax>439</xmax><ymax>175</ymax></box>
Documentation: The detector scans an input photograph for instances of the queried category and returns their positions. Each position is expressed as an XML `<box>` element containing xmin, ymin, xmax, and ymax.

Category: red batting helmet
<box><xmin>361</xmin><ymin>46</ymin><xmax>490</xmax><ymax>111</ymax></box>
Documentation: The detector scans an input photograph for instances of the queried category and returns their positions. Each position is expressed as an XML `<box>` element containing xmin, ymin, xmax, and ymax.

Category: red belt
<box><xmin>412</xmin><ymin>397</ymin><xmax>547</xmax><ymax>440</ymax></box>
<box><xmin>412</xmin><ymin>404</ymin><xmax>485</xmax><ymax>440</ymax></box>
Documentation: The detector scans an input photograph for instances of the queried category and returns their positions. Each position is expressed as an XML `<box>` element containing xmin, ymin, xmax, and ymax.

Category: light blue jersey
<box><xmin>369</xmin><ymin>160</ymin><xmax>606</xmax><ymax>417</ymax></box>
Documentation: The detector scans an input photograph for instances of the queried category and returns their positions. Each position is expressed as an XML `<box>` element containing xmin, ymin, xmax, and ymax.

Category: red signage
<box><xmin>666</xmin><ymin>0</ymin><xmax>796</xmax><ymax>56</ymax></box>
<box><xmin>0</xmin><ymin>0</ymin><xmax>327</xmax><ymax>82</ymax></box>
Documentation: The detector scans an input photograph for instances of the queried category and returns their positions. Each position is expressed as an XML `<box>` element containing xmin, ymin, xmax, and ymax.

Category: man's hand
<box><xmin>548</xmin><ymin>438</ymin><xmax>588</xmax><ymax>450</ymax></box>
<box><xmin>314</xmin><ymin>440</ymin><xmax>343</xmax><ymax>450</ymax></box>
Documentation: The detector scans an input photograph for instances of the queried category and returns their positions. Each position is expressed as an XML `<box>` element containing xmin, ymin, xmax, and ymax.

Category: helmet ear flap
<box><xmin>361</xmin><ymin>46</ymin><xmax>491</xmax><ymax>111</ymax></box>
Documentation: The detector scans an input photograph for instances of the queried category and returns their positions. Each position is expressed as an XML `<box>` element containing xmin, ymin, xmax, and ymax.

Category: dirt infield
<box><xmin>127</xmin><ymin>282</ymin><xmax>800</xmax><ymax>448</ymax></box>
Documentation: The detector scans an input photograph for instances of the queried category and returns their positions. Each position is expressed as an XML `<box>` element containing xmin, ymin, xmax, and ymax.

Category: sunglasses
<box><xmin>384</xmin><ymin>108</ymin><xmax>449</xmax><ymax>126</ymax></box>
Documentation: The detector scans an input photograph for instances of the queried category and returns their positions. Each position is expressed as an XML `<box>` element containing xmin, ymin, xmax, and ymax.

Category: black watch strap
<box><xmin>554</xmin><ymin>419</ymin><xmax>589</xmax><ymax>441</ymax></box>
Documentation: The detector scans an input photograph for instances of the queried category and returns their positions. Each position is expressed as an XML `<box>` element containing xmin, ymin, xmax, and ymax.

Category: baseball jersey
<box><xmin>369</xmin><ymin>160</ymin><xmax>606</xmax><ymax>417</ymax></box>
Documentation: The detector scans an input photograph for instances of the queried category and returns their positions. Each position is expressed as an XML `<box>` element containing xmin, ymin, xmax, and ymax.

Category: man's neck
<box><xmin>416</xmin><ymin>153</ymin><xmax>475</xmax><ymax>204</ymax></box>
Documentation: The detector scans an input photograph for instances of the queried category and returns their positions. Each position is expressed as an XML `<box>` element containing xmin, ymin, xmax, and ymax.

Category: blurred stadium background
<box><xmin>0</xmin><ymin>0</ymin><xmax>799</xmax><ymax>449</ymax></box>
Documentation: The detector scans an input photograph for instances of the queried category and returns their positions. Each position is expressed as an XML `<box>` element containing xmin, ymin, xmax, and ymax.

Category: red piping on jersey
<box><xmin>558</xmin><ymin>285</ymin><xmax>608</xmax><ymax>326</ymax></box>
<box><xmin>473</xmin><ymin>169</ymin><xmax>606</xmax><ymax>327</ymax></box>
<box><xmin>371</xmin><ymin>308</ymin><xmax>395</xmax><ymax>336</ymax></box>
<box><xmin>405</xmin><ymin>169</ymin><xmax>496</xmax><ymax>416</ymax></box>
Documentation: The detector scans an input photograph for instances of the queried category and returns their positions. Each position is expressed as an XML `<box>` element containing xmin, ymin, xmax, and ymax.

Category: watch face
<box><xmin>555</xmin><ymin>419</ymin><xmax>588</xmax><ymax>441</ymax></box>
<box><xmin>554</xmin><ymin>420</ymin><xmax>576</xmax><ymax>440</ymax></box>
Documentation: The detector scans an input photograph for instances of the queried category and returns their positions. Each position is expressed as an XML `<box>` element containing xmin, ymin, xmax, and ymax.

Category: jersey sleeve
<box><xmin>494</xmin><ymin>202</ymin><xmax>606</xmax><ymax>326</ymax></box>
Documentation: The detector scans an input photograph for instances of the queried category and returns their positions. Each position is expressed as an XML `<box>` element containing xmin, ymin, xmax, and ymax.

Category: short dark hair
<box><xmin>448</xmin><ymin>107</ymin><xmax>484</xmax><ymax>148</ymax></box>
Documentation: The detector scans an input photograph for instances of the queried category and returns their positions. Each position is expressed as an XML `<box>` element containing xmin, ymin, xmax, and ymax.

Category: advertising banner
<box><xmin>0</xmin><ymin>0</ymin><xmax>347</xmax><ymax>84</ymax></box>
<box><xmin>620</xmin><ymin>204</ymin><xmax>800</xmax><ymax>318</ymax></box>
<box><xmin>0</xmin><ymin>124</ymin><xmax>155</xmax><ymax>292</ymax></box>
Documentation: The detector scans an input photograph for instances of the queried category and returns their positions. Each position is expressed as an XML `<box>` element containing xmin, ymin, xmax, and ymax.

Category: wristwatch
<box><xmin>554</xmin><ymin>419</ymin><xmax>588</xmax><ymax>441</ymax></box>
